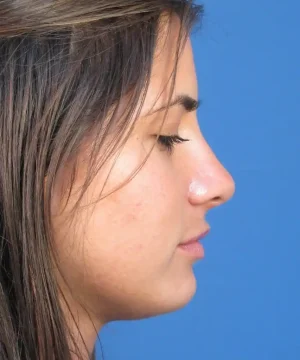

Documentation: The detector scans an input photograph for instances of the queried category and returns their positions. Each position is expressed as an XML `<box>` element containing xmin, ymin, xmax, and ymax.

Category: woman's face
<box><xmin>50</xmin><ymin>17</ymin><xmax>235</xmax><ymax>327</ymax></box>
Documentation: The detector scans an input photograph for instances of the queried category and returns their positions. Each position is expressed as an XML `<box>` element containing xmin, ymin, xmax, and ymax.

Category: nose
<box><xmin>187</xmin><ymin>146</ymin><xmax>235</xmax><ymax>210</ymax></box>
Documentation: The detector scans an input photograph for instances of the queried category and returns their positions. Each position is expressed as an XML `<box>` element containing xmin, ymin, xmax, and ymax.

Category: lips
<box><xmin>179</xmin><ymin>227</ymin><xmax>210</xmax><ymax>245</ymax></box>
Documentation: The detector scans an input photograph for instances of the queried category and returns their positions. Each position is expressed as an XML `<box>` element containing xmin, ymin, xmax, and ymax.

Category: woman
<box><xmin>0</xmin><ymin>0</ymin><xmax>235</xmax><ymax>359</ymax></box>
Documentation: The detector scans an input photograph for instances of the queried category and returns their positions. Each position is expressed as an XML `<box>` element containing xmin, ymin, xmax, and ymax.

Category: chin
<box><xmin>139</xmin><ymin>272</ymin><xmax>198</xmax><ymax>319</ymax></box>
<box><xmin>107</xmin><ymin>275</ymin><xmax>197</xmax><ymax>322</ymax></box>
<box><xmin>164</xmin><ymin>272</ymin><xmax>197</xmax><ymax>312</ymax></box>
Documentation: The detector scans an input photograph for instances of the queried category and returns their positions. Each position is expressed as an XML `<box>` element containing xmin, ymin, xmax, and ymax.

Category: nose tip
<box><xmin>188</xmin><ymin>167</ymin><xmax>235</xmax><ymax>209</ymax></box>
<box><xmin>209</xmin><ymin>170</ymin><xmax>235</xmax><ymax>208</ymax></box>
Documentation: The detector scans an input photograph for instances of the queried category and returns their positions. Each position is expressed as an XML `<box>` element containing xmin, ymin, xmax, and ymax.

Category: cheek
<box><xmin>96</xmin><ymin>160</ymin><xmax>180</xmax><ymax>271</ymax></box>
<box><xmin>96</xmin><ymin>158</ymin><xmax>179</xmax><ymax>256</ymax></box>
<box><xmin>51</xmin><ymin>145</ymin><xmax>186</xmax><ymax>315</ymax></box>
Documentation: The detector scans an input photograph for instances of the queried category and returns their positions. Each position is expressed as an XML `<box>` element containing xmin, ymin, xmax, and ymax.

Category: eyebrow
<box><xmin>147</xmin><ymin>94</ymin><xmax>201</xmax><ymax>116</ymax></box>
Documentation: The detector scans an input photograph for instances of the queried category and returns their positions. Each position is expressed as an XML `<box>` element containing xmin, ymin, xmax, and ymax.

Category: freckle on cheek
<box><xmin>123</xmin><ymin>204</ymin><xmax>142</xmax><ymax>224</ymax></box>
<box><xmin>123</xmin><ymin>213</ymin><xmax>136</xmax><ymax>223</ymax></box>
<box><xmin>135</xmin><ymin>243</ymin><xmax>144</xmax><ymax>252</ymax></box>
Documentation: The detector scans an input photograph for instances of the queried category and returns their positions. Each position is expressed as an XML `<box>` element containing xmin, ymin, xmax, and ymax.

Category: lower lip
<box><xmin>177</xmin><ymin>241</ymin><xmax>204</xmax><ymax>259</ymax></box>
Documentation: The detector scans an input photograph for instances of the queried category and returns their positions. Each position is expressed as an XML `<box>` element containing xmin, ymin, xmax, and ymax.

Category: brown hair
<box><xmin>0</xmin><ymin>1</ymin><xmax>203</xmax><ymax>359</ymax></box>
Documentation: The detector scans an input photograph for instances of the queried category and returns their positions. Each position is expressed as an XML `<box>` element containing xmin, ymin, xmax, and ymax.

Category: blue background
<box><xmin>96</xmin><ymin>0</ymin><xmax>300</xmax><ymax>359</ymax></box>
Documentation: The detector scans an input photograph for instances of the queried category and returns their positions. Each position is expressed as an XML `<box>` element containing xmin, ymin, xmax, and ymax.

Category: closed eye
<box><xmin>157</xmin><ymin>135</ymin><xmax>190</xmax><ymax>154</ymax></box>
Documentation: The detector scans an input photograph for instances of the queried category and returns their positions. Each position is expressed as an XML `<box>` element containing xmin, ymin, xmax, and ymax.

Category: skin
<box><xmin>50</xmin><ymin>14</ymin><xmax>235</xmax><ymax>359</ymax></box>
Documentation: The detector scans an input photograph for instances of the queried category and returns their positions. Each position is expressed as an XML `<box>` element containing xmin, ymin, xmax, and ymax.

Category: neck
<box><xmin>58</xmin><ymin>288</ymin><xmax>104</xmax><ymax>360</ymax></box>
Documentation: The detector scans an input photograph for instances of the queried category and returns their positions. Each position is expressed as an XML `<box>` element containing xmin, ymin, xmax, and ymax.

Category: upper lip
<box><xmin>179</xmin><ymin>226</ymin><xmax>211</xmax><ymax>245</ymax></box>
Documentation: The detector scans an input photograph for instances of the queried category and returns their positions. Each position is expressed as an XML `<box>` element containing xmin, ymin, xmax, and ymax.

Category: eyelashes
<box><xmin>156</xmin><ymin>134</ymin><xmax>190</xmax><ymax>154</ymax></box>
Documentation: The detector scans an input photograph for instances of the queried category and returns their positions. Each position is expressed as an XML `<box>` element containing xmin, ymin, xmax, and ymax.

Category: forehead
<box><xmin>140</xmin><ymin>14</ymin><xmax>198</xmax><ymax>117</ymax></box>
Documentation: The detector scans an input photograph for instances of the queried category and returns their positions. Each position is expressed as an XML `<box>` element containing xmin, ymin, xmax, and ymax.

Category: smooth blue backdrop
<box><xmin>96</xmin><ymin>0</ymin><xmax>300</xmax><ymax>359</ymax></box>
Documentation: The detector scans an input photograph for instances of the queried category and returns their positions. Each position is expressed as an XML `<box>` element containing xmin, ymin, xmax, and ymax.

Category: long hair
<box><xmin>0</xmin><ymin>1</ymin><xmax>203</xmax><ymax>359</ymax></box>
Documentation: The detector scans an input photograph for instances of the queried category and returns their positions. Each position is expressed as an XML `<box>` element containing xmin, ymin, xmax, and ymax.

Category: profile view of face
<box><xmin>50</xmin><ymin>15</ymin><xmax>235</xmax><ymax>331</ymax></box>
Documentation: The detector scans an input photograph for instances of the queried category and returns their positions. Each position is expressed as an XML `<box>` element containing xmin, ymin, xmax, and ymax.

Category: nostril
<box><xmin>213</xmin><ymin>195</ymin><xmax>222</xmax><ymax>202</ymax></box>
<box><xmin>210</xmin><ymin>196</ymin><xmax>223</xmax><ymax>208</ymax></box>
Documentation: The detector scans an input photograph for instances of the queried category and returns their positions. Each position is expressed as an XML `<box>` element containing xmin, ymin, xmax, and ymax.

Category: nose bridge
<box><xmin>188</xmin><ymin>149</ymin><xmax>235</xmax><ymax>209</ymax></box>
